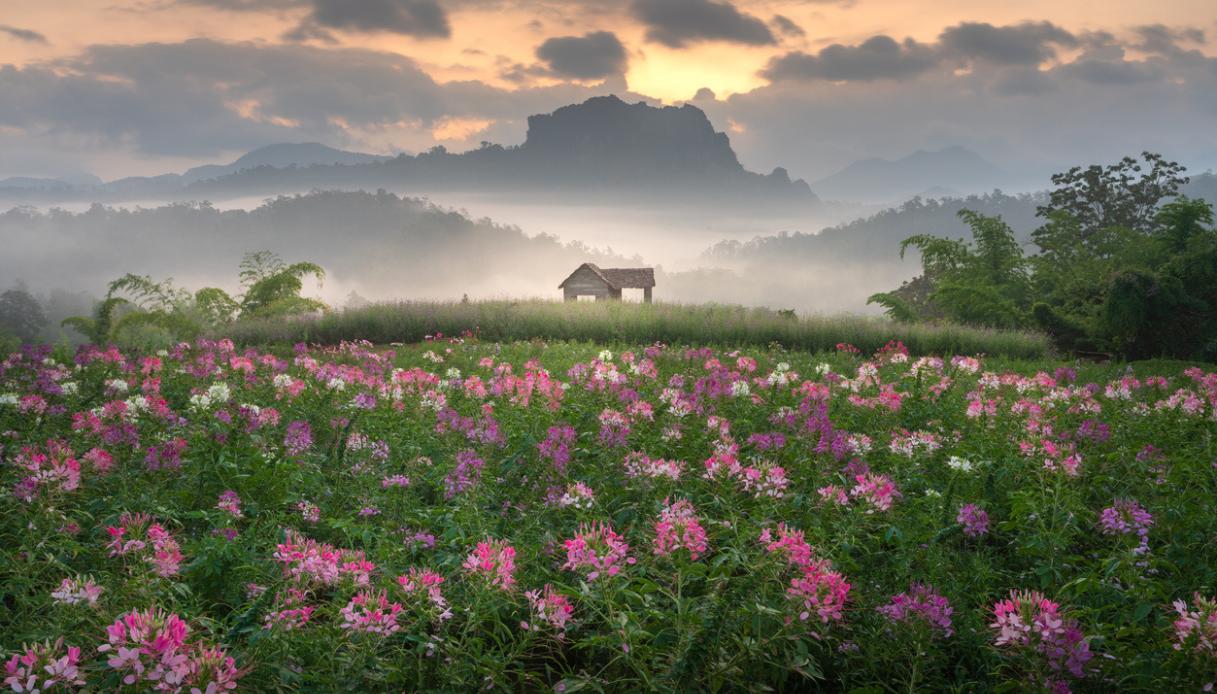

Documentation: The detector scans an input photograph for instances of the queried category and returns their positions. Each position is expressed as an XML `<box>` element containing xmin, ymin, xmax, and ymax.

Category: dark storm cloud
<box><xmin>630</xmin><ymin>0</ymin><xmax>776</xmax><ymax>48</ymax></box>
<box><xmin>761</xmin><ymin>36</ymin><xmax>939</xmax><ymax>82</ymax></box>
<box><xmin>306</xmin><ymin>0</ymin><xmax>449</xmax><ymax>37</ymax></box>
<box><xmin>771</xmin><ymin>15</ymin><xmax>805</xmax><ymax>39</ymax></box>
<box><xmin>183</xmin><ymin>0</ymin><xmax>452</xmax><ymax>39</ymax></box>
<box><xmin>535</xmin><ymin>31</ymin><xmax>627</xmax><ymax>79</ymax></box>
<box><xmin>938</xmin><ymin>21</ymin><xmax>1078</xmax><ymax>65</ymax></box>
<box><xmin>0</xmin><ymin>24</ymin><xmax>48</xmax><ymax>44</ymax></box>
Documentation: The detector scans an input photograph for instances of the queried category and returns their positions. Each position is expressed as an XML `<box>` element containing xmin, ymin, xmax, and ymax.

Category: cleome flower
<box><xmin>563</xmin><ymin>522</ymin><xmax>635</xmax><ymax>582</ymax></box>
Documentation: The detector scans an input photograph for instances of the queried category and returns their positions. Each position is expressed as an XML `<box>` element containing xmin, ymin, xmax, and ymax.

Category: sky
<box><xmin>2</xmin><ymin>0</ymin><xmax>1216</xmax><ymax>182</ymax></box>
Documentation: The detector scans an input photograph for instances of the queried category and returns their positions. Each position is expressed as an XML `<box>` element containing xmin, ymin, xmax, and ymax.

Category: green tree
<box><xmin>0</xmin><ymin>287</ymin><xmax>47</xmax><ymax>343</ymax></box>
<box><xmin>1036</xmin><ymin>151</ymin><xmax>1189</xmax><ymax>237</ymax></box>
<box><xmin>869</xmin><ymin>210</ymin><xmax>1030</xmax><ymax>328</ymax></box>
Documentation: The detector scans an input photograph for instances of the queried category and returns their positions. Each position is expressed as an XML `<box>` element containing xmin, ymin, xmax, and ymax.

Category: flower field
<box><xmin>2</xmin><ymin>337</ymin><xmax>1216</xmax><ymax>692</ymax></box>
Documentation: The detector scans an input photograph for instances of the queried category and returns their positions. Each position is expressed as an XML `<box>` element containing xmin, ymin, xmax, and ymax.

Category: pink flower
<box><xmin>216</xmin><ymin>490</ymin><xmax>242</xmax><ymax>518</ymax></box>
<box><xmin>653</xmin><ymin>499</ymin><xmax>709</xmax><ymax>560</ymax></box>
<box><xmin>1171</xmin><ymin>593</ymin><xmax>1217</xmax><ymax>656</ymax></box>
<box><xmin>563</xmin><ymin>522</ymin><xmax>635</xmax><ymax>581</ymax></box>
<box><xmin>850</xmin><ymin>473</ymin><xmax>900</xmax><ymax>512</ymax></box>
<box><xmin>463</xmin><ymin>539</ymin><xmax>517</xmax><ymax>591</ymax></box>
<box><xmin>50</xmin><ymin>576</ymin><xmax>103</xmax><ymax>606</ymax></box>
<box><xmin>340</xmin><ymin>590</ymin><xmax>404</xmax><ymax>636</ymax></box>
<box><xmin>761</xmin><ymin>524</ymin><xmax>815</xmax><ymax>569</ymax></box>
<box><xmin>3</xmin><ymin>638</ymin><xmax>85</xmax><ymax>692</ymax></box>
<box><xmin>991</xmin><ymin>590</ymin><xmax>1092</xmax><ymax>686</ymax></box>
<box><xmin>398</xmin><ymin>568</ymin><xmax>452</xmax><ymax>621</ymax></box>
<box><xmin>787</xmin><ymin>560</ymin><xmax>851</xmax><ymax>624</ymax></box>
<box><xmin>98</xmin><ymin>607</ymin><xmax>192</xmax><ymax>687</ymax></box>
<box><xmin>525</xmin><ymin>584</ymin><xmax>575</xmax><ymax>637</ymax></box>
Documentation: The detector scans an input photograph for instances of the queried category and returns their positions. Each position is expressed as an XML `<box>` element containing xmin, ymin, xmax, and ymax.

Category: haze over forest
<box><xmin>3</xmin><ymin>0</ymin><xmax>1217</xmax><ymax>338</ymax></box>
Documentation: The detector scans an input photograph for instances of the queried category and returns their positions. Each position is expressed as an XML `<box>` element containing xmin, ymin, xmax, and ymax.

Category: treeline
<box><xmin>869</xmin><ymin>153</ymin><xmax>1217</xmax><ymax>361</ymax></box>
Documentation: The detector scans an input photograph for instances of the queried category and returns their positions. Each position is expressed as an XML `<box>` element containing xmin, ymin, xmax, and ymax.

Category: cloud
<box><xmin>762</xmin><ymin>36</ymin><xmax>939</xmax><ymax>82</ymax></box>
<box><xmin>535</xmin><ymin>31</ymin><xmax>627</xmax><ymax>79</ymax></box>
<box><xmin>0</xmin><ymin>24</ymin><xmax>48</xmax><ymax>44</ymax></box>
<box><xmin>938</xmin><ymin>21</ymin><xmax>1077</xmax><ymax>65</ymax></box>
<box><xmin>631</xmin><ymin>0</ymin><xmax>775</xmax><ymax>48</ymax></box>
<box><xmin>771</xmin><ymin>15</ymin><xmax>805</xmax><ymax>39</ymax></box>
<box><xmin>0</xmin><ymin>39</ymin><xmax>647</xmax><ymax>163</ymax></box>
<box><xmin>1132</xmin><ymin>24</ymin><xmax>1206</xmax><ymax>57</ymax></box>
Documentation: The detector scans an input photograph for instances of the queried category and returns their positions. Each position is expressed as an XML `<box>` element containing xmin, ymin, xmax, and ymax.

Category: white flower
<box><xmin>189</xmin><ymin>393</ymin><xmax>212</xmax><ymax>409</ymax></box>
<box><xmin>206</xmin><ymin>382</ymin><xmax>231</xmax><ymax>403</ymax></box>
<box><xmin>946</xmin><ymin>456</ymin><xmax>974</xmax><ymax>473</ymax></box>
<box><xmin>125</xmin><ymin>395</ymin><xmax>149</xmax><ymax>413</ymax></box>
<box><xmin>273</xmin><ymin>374</ymin><xmax>295</xmax><ymax>388</ymax></box>
<box><xmin>60</xmin><ymin>382</ymin><xmax>79</xmax><ymax>395</ymax></box>
<box><xmin>598</xmin><ymin>349</ymin><xmax>613</xmax><ymax>362</ymax></box>
<box><xmin>924</xmin><ymin>488</ymin><xmax>943</xmax><ymax>498</ymax></box>
<box><xmin>730</xmin><ymin>380</ymin><xmax>751</xmax><ymax>398</ymax></box>
<box><xmin>445</xmin><ymin>368</ymin><xmax>462</xmax><ymax>380</ymax></box>
<box><xmin>815</xmin><ymin>363</ymin><xmax>832</xmax><ymax>376</ymax></box>
<box><xmin>106</xmin><ymin>379</ymin><xmax>129</xmax><ymax>393</ymax></box>
<box><xmin>326</xmin><ymin>378</ymin><xmax>346</xmax><ymax>391</ymax></box>
<box><xmin>0</xmin><ymin>393</ymin><xmax>18</xmax><ymax>406</ymax></box>
<box><xmin>156</xmin><ymin>349</ymin><xmax>169</xmax><ymax>357</ymax></box>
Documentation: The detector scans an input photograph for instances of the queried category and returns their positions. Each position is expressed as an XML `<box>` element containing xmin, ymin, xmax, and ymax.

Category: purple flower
<box><xmin>284</xmin><ymin>420</ymin><xmax>313</xmax><ymax>457</ymax></box>
<box><xmin>957</xmin><ymin>503</ymin><xmax>990</xmax><ymax>538</ymax></box>
<box><xmin>877</xmin><ymin>584</ymin><xmax>954</xmax><ymax>636</ymax></box>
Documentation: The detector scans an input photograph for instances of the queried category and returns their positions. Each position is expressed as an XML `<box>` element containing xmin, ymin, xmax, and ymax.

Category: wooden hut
<box><xmin>559</xmin><ymin>263</ymin><xmax>655</xmax><ymax>303</ymax></box>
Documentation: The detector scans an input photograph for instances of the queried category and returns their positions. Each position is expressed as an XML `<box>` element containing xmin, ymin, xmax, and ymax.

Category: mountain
<box><xmin>811</xmin><ymin>146</ymin><xmax>1009</xmax><ymax>204</ymax></box>
<box><xmin>0</xmin><ymin>96</ymin><xmax>815</xmax><ymax>209</ymax></box>
<box><xmin>183</xmin><ymin>96</ymin><xmax>815</xmax><ymax>206</ymax></box>
<box><xmin>179</xmin><ymin>143</ymin><xmax>389</xmax><ymax>184</ymax></box>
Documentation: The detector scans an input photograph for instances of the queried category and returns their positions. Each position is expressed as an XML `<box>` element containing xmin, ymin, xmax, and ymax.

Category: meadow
<box><xmin>223</xmin><ymin>299</ymin><xmax>1052</xmax><ymax>360</ymax></box>
<box><xmin>2</xmin><ymin>335</ymin><xmax>1215</xmax><ymax>692</ymax></box>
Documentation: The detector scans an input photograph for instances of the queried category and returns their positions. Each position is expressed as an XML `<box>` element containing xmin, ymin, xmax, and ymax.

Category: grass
<box><xmin>224</xmin><ymin>299</ymin><xmax>1052</xmax><ymax>359</ymax></box>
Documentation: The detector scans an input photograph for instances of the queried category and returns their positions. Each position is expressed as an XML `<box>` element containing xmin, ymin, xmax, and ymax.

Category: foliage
<box><xmin>0</xmin><ymin>286</ymin><xmax>47</xmax><ymax>343</ymax></box>
<box><xmin>62</xmin><ymin>251</ymin><xmax>326</xmax><ymax>348</ymax></box>
<box><xmin>873</xmin><ymin>153</ymin><xmax>1217</xmax><ymax>361</ymax></box>
<box><xmin>2</xmin><ymin>338</ymin><xmax>1216</xmax><ymax>691</ymax></box>
<box><xmin>869</xmin><ymin>210</ymin><xmax>1029</xmax><ymax>329</ymax></box>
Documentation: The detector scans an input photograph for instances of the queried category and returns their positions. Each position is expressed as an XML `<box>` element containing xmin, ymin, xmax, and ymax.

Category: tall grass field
<box><xmin>224</xmin><ymin>299</ymin><xmax>1052</xmax><ymax>359</ymax></box>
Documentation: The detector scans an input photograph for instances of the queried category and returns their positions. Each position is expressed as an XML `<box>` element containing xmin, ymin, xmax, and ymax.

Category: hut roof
<box><xmin>558</xmin><ymin>263</ymin><xmax>655</xmax><ymax>290</ymax></box>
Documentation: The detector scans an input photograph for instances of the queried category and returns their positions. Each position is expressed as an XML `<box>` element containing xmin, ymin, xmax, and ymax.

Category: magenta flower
<box><xmin>850</xmin><ymin>473</ymin><xmax>900</xmax><ymax>512</ymax></box>
<box><xmin>957</xmin><ymin>503</ymin><xmax>990</xmax><ymax>538</ymax></box>
<box><xmin>463</xmin><ymin>538</ymin><xmax>518</xmax><ymax>591</ymax></box>
<box><xmin>653</xmin><ymin>499</ymin><xmax>709</xmax><ymax>560</ymax></box>
<box><xmin>1171</xmin><ymin>593</ymin><xmax>1217</xmax><ymax>656</ymax></box>
<box><xmin>877</xmin><ymin>584</ymin><xmax>954</xmax><ymax>636</ymax></box>
<box><xmin>284</xmin><ymin>420</ymin><xmax>313</xmax><ymax>456</ymax></box>
<box><xmin>563</xmin><ymin>522</ymin><xmax>635</xmax><ymax>581</ymax></box>
<box><xmin>990</xmin><ymin>590</ymin><xmax>1093</xmax><ymax>689</ymax></box>
<box><xmin>524</xmin><ymin>584</ymin><xmax>576</xmax><ymax>638</ymax></box>
<box><xmin>787</xmin><ymin>560</ymin><xmax>852</xmax><ymax>625</ymax></box>
<box><xmin>341</xmin><ymin>590</ymin><xmax>404</xmax><ymax>636</ymax></box>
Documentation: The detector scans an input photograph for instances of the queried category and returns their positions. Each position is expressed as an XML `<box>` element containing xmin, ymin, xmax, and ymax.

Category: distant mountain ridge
<box><xmin>811</xmin><ymin>146</ymin><xmax>1010</xmax><ymax>203</ymax></box>
<box><xmin>180</xmin><ymin>143</ymin><xmax>390</xmax><ymax>184</ymax></box>
<box><xmin>0</xmin><ymin>96</ymin><xmax>816</xmax><ymax>209</ymax></box>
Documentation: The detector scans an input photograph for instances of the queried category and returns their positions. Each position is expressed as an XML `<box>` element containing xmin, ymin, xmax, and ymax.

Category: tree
<box><xmin>64</xmin><ymin>251</ymin><xmax>327</xmax><ymax>346</ymax></box>
<box><xmin>869</xmin><ymin>210</ymin><xmax>1030</xmax><ymax>328</ymax></box>
<box><xmin>1036</xmin><ymin>151</ymin><xmax>1188</xmax><ymax>238</ymax></box>
<box><xmin>238</xmin><ymin>251</ymin><xmax>326</xmax><ymax>318</ymax></box>
<box><xmin>0</xmin><ymin>287</ymin><xmax>47</xmax><ymax>342</ymax></box>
